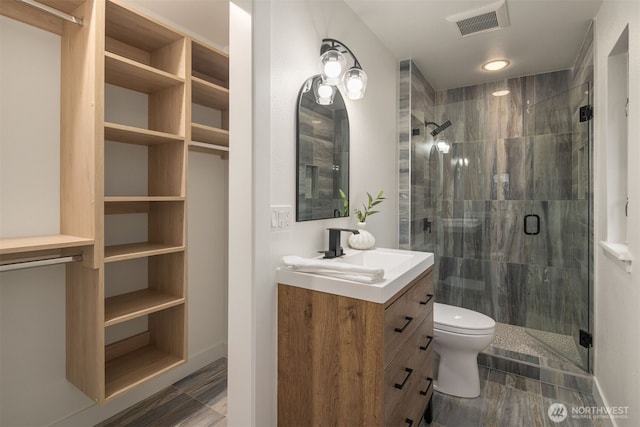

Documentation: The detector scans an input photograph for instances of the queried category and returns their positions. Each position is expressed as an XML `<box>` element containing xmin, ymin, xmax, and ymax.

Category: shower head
<box><xmin>425</xmin><ymin>120</ymin><xmax>452</xmax><ymax>137</ymax></box>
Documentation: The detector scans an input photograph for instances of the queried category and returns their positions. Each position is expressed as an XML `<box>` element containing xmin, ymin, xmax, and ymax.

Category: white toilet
<box><xmin>433</xmin><ymin>302</ymin><xmax>496</xmax><ymax>398</ymax></box>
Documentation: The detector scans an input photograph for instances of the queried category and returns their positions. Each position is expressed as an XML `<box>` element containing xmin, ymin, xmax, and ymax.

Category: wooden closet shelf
<box><xmin>191</xmin><ymin>77</ymin><xmax>228</xmax><ymax>110</ymax></box>
<box><xmin>105</xmin><ymin>122</ymin><xmax>184</xmax><ymax>145</ymax></box>
<box><xmin>0</xmin><ymin>234</ymin><xmax>94</xmax><ymax>255</ymax></box>
<box><xmin>105</xmin><ymin>289</ymin><xmax>184</xmax><ymax>326</ymax></box>
<box><xmin>104</xmin><ymin>198</ymin><xmax>185</xmax><ymax>214</ymax></box>
<box><xmin>192</xmin><ymin>40</ymin><xmax>229</xmax><ymax>84</ymax></box>
<box><xmin>189</xmin><ymin>141</ymin><xmax>229</xmax><ymax>157</ymax></box>
<box><xmin>105</xmin><ymin>343</ymin><xmax>184</xmax><ymax>401</ymax></box>
<box><xmin>105</xmin><ymin>52</ymin><xmax>184</xmax><ymax>94</ymax></box>
<box><xmin>104</xmin><ymin>196</ymin><xmax>185</xmax><ymax>202</ymax></box>
<box><xmin>104</xmin><ymin>243</ymin><xmax>184</xmax><ymax>263</ymax></box>
<box><xmin>191</xmin><ymin>123</ymin><xmax>229</xmax><ymax>146</ymax></box>
<box><xmin>106</xmin><ymin>0</ymin><xmax>184</xmax><ymax>53</ymax></box>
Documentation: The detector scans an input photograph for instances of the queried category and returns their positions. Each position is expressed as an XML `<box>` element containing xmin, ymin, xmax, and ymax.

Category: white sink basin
<box><xmin>276</xmin><ymin>247</ymin><xmax>434</xmax><ymax>303</ymax></box>
<box><xmin>336</xmin><ymin>249</ymin><xmax>414</xmax><ymax>272</ymax></box>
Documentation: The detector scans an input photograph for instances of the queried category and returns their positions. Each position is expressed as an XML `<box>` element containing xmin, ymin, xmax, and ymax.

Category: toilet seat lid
<box><xmin>434</xmin><ymin>303</ymin><xmax>495</xmax><ymax>335</ymax></box>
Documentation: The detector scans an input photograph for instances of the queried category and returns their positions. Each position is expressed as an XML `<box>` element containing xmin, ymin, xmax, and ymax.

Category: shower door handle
<box><xmin>524</xmin><ymin>214</ymin><xmax>540</xmax><ymax>235</ymax></box>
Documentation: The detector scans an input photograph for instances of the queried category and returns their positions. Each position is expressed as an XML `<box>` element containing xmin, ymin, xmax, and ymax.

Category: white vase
<box><xmin>348</xmin><ymin>222</ymin><xmax>375</xmax><ymax>250</ymax></box>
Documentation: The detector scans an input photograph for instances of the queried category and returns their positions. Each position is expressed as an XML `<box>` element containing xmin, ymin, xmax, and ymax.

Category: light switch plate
<box><xmin>271</xmin><ymin>205</ymin><xmax>293</xmax><ymax>231</ymax></box>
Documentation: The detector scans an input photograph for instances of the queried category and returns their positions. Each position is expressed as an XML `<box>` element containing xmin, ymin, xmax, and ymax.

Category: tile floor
<box><xmin>96</xmin><ymin>358</ymin><xmax>227</xmax><ymax>427</ymax></box>
<box><xmin>423</xmin><ymin>366</ymin><xmax>610</xmax><ymax>427</ymax></box>
<box><xmin>98</xmin><ymin>358</ymin><xmax>609</xmax><ymax>427</ymax></box>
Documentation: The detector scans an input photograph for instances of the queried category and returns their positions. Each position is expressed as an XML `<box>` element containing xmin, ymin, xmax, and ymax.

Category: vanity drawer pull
<box><xmin>405</xmin><ymin>418</ymin><xmax>414</xmax><ymax>426</ymax></box>
<box><xmin>420</xmin><ymin>377</ymin><xmax>433</xmax><ymax>396</ymax></box>
<box><xmin>420</xmin><ymin>335</ymin><xmax>433</xmax><ymax>351</ymax></box>
<box><xmin>394</xmin><ymin>316</ymin><xmax>414</xmax><ymax>333</ymax></box>
<box><xmin>419</xmin><ymin>294</ymin><xmax>434</xmax><ymax>305</ymax></box>
<box><xmin>394</xmin><ymin>367</ymin><xmax>413</xmax><ymax>389</ymax></box>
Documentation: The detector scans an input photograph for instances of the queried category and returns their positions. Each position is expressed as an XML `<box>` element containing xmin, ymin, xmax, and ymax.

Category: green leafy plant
<box><xmin>354</xmin><ymin>190</ymin><xmax>385</xmax><ymax>223</ymax></box>
<box><xmin>338</xmin><ymin>189</ymin><xmax>350</xmax><ymax>217</ymax></box>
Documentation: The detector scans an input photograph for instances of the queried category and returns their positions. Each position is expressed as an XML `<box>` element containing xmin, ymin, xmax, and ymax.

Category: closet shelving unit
<box><xmin>0</xmin><ymin>0</ymin><xmax>95</xmax><ymax>263</ymax></box>
<box><xmin>189</xmin><ymin>39</ymin><xmax>229</xmax><ymax>156</ymax></box>
<box><xmin>0</xmin><ymin>0</ymin><xmax>229</xmax><ymax>404</ymax></box>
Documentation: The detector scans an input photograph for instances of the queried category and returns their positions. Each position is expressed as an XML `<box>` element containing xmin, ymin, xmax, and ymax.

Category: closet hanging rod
<box><xmin>0</xmin><ymin>254</ymin><xmax>82</xmax><ymax>272</ymax></box>
<box><xmin>15</xmin><ymin>0</ymin><xmax>84</xmax><ymax>26</ymax></box>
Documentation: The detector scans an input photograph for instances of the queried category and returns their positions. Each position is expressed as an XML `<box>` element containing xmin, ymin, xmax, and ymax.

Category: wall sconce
<box><xmin>313</xmin><ymin>75</ymin><xmax>337</xmax><ymax>105</ymax></box>
<box><xmin>320</xmin><ymin>38</ymin><xmax>368</xmax><ymax>100</ymax></box>
<box><xmin>435</xmin><ymin>137</ymin><xmax>451</xmax><ymax>154</ymax></box>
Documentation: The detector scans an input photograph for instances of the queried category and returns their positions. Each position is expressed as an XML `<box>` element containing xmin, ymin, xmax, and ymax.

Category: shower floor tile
<box><xmin>490</xmin><ymin>322</ymin><xmax>587</xmax><ymax>375</ymax></box>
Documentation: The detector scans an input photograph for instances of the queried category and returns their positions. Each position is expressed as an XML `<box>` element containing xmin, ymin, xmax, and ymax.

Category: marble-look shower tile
<box><xmin>463</xmin><ymin>85</ymin><xmax>485</xmax><ymax>142</ymax></box>
<box><xmin>523</xmin><ymin>265</ymin><xmax>580</xmax><ymax>336</ymax></box>
<box><xmin>459</xmin><ymin>258</ymin><xmax>494</xmax><ymax>315</ymax></box>
<box><xmin>569</xmin><ymin>83</ymin><xmax>591</xmax><ymax>133</ymax></box>
<box><xmin>533</xmin><ymin>70</ymin><xmax>572</xmax><ymax>136</ymax></box>
<box><xmin>505</xmin><ymin>372</ymin><xmax>544</xmax><ymax>395</ymax></box>
<box><xmin>487</xmin><ymin>346</ymin><xmax>540</xmax><ymax>366</ymax></box>
<box><xmin>534</xmin><ymin>70</ymin><xmax>570</xmax><ymax>105</ymax></box>
<box><xmin>462</xmin><ymin>140</ymin><xmax>496</xmax><ymax>201</ymax></box>
<box><xmin>437</xmin><ymin>99</ymin><xmax>466</xmax><ymax>144</ymax></box>
<box><xmin>398</xmin><ymin>60</ymin><xmax>412</xmax><ymax>247</ymax></box>
<box><xmin>412</xmin><ymin>62</ymin><xmax>435</xmax><ymax>113</ymax></box>
<box><xmin>440</xmin><ymin>142</ymin><xmax>463</xmax><ymax>201</ymax></box>
<box><xmin>462</xmin><ymin>200</ymin><xmax>488</xmax><ymax>260</ymax></box>
<box><xmin>435</xmin><ymin>256</ymin><xmax>464</xmax><ymax>307</ymax></box>
<box><xmin>438</xmin><ymin>201</ymin><xmax>464</xmax><ymax>258</ymax></box>
<box><xmin>494</xmin><ymin>138</ymin><xmax>529</xmax><ymax>200</ymax></box>
<box><xmin>486</xmin><ymin>201</ymin><xmax>525</xmax><ymax>264</ymax></box>
<box><xmin>506</xmin><ymin>77</ymin><xmax>525</xmax><ymax>138</ymax></box>
<box><xmin>532</xmin><ymin>134</ymin><xmax>572</xmax><ymax>201</ymax></box>
<box><xmin>523</xmin><ymin>75</ymin><xmax>536</xmax><ymax>137</ymax></box>
<box><xmin>479</xmin><ymin>77</ymin><xmax>525</xmax><ymax>140</ymax></box>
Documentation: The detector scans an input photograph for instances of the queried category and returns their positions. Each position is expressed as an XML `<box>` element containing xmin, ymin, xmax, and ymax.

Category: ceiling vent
<box><xmin>446</xmin><ymin>0</ymin><xmax>510</xmax><ymax>37</ymax></box>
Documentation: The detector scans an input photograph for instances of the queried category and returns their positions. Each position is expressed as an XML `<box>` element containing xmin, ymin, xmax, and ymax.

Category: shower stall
<box><xmin>399</xmin><ymin>30</ymin><xmax>593</xmax><ymax>378</ymax></box>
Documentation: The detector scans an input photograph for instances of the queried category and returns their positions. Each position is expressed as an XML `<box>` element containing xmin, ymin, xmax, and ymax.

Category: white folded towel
<box><xmin>281</xmin><ymin>255</ymin><xmax>384</xmax><ymax>284</ymax></box>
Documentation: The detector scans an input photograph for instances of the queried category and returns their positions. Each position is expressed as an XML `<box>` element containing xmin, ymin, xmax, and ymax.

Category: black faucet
<box><xmin>320</xmin><ymin>228</ymin><xmax>359</xmax><ymax>259</ymax></box>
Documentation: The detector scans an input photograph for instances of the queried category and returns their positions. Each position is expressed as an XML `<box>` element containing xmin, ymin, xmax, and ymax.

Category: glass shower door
<box><xmin>523</xmin><ymin>82</ymin><xmax>592</xmax><ymax>372</ymax></box>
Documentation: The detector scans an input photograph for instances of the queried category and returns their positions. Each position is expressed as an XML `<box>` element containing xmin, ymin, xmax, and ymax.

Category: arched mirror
<box><xmin>296</xmin><ymin>75</ymin><xmax>350</xmax><ymax>221</ymax></box>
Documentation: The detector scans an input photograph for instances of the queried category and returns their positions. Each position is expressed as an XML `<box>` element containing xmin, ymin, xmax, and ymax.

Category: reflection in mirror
<box><xmin>296</xmin><ymin>75</ymin><xmax>350</xmax><ymax>221</ymax></box>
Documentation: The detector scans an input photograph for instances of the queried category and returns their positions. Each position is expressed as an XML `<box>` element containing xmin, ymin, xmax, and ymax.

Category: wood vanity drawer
<box><xmin>384</xmin><ymin>269</ymin><xmax>434</xmax><ymax>365</ymax></box>
<box><xmin>384</xmin><ymin>316</ymin><xmax>434</xmax><ymax>424</ymax></box>
<box><xmin>278</xmin><ymin>264</ymin><xmax>434</xmax><ymax>427</ymax></box>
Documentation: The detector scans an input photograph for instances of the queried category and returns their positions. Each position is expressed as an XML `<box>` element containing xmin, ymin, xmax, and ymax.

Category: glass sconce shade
<box><xmin>313</xmin><ymin>76</ymin><xmax>336</xmax><ymax>105</ymax></box>
<box><xmin>320</xmin><ymin>48</ymin><xmax>347</xmax><ymax>85</ymax></box>
<box><xmin>435</xmin><ymin>137</ymin><xmax>451</xmax><ymax>154</ymax></box>
<box><xmin>319</xmin><ymin>38</ymin><xmax>367</xmax><ymax>100</ymax></box>
<box><xmin>345</xmin><ymin>67</ymin><xmax>367</xmax><ymax>100</ymax></box>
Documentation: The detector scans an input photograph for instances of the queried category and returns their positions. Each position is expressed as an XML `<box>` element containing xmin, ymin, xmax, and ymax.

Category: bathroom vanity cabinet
<box><xmin>278</xmin><ymin>266</ymin><xmax>434</xmax><ymax>426</ymax></box>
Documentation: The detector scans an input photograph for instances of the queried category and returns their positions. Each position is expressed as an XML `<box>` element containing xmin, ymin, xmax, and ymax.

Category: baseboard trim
<box><xmin>592</xmin><ymin>376</ymin><xmax>616</xmax><ymax>427</ymax></box>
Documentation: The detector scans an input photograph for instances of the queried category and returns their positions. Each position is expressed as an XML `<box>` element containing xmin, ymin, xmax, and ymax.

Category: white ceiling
<box><xmin>345</xmin><ymin>0</ymin><xmax>602</xmax><ymax>90</ymax></box>
<box><xmin>123</xmin><ymin>0</ymin><xmax>229</xmax><ymax>50</ymax></box>
<box><xmin>127</xmin><ymin>0</ymin><xmax>602</xmax><ymax>91</ymax></box>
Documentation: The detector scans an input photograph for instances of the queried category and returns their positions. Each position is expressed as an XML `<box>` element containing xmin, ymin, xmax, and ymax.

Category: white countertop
<box><xmin>276</xmin><ymin>248</ymin><xmax>434</xmax><ymax>304</ymax></box>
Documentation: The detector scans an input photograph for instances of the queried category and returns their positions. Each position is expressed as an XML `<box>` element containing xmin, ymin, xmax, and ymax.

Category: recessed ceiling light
<box><xmin>482</xmin><ymin>59</ymin><xmax>510</xmax><ymax>71</ymax></box>
<box><xmin>492</xmin><ymin>90</ymin><xmax>511</xmax><ymax>96</ymax></box>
